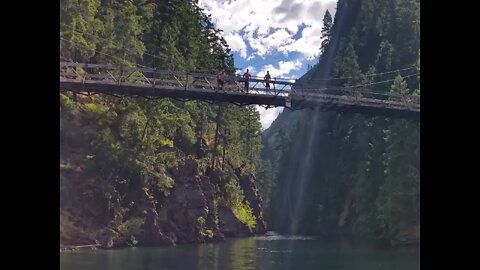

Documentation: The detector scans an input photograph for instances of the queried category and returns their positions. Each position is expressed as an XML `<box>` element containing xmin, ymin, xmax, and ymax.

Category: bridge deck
<box><xmin>60</xmin><ymin>62</ymin><xmax>420</xmax><ymax>119</ymax></box>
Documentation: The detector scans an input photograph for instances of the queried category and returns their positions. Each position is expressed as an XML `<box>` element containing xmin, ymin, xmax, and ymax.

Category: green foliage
<box><xmin>60</xmin><ymin>93</ymin><xmax>77</xmax><ymax>113</ymax></box>
<box><xmin>263</xmin><ymin>0</ymin><xmax>420</xmax><ymax>243</ymax></box>
<box><xmin>233</xmin><ymin>201</ymin><xmax>256</xmax><ymax>231</ymax></box>
<box><xmin>213</xmin><ymin>198</ymin><xmax>220</xmax><ymax>226</ymax></box>
<box><xmin>205</xmin><ymin>229</ymin><xmax>214</xmax><ymax>239</ymax></box>
<box><xmin>335</xmin><ymin>39</ymin><xmax>363</xmax><ymax>85</ymax></box>
<box><xmin>255</xmin><ymin>160</ymin><xmax>274</xmax><ymax>211</ymax></box>
<box><xmin>414</xmin><ymin>52</ymin><xmax>420</xmax><ymax>95</ymax></box>
<box><xmin>196</xmin><ymin>216</ymin><xmax>214</xmax><ymax>239</ymax></box>
<box><xmin>117</xmin><ymin>217</ymin><xmax>145</xmax><ymax>245</ymax></box>
<box><xmin>224</xmin><ymin>177</ymin><xmax>257</xmax><ymax>230</ymax></box>
<box><xmin>390</xmin><ymin>74</ymin><xmax>409</xmax><ymax>94</ymax></box>
<box><xmin>60</xmin><ymin>0</ymin><xmax>102</xmax><ymax>60</ymax></box>
<box><xmin>85</xmin><ymin>102</ymin><xmax>109</xmax><ymax>115</ymax></box>
<box><xmin>118</xmin><ymin>217</ymin><xmax>145</xmax><ymax>237</ymax></box>
<box><xmin>196</xmin><ymin>216</ymin><xmax>206</xmax><ymax>235</ymax></box>
<box><xmin>320</xmin><ymin>10</ymin><xmax>333</xmax><ymax>55</ymax></box>
<box><xmin>60</xmin><ymin>0</ymin><xmax>267</xmax><ymax>247</ymax></box>
<box><xmin>375</xmin><ymin>40</ymin><xmax>394</xmax><ymax>72</ymax></box>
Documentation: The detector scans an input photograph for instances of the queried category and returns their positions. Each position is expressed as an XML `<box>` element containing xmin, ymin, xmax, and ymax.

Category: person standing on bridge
<box><xmin>243</xmin><ymin>69</ymin><xmax>251</xmax><ymax>92</ymax></box>
<box><xmin>216</xmin><ymin>70</ymin><xmax>225</xmax><ymax>91</ymax></box>
<box><xmin>264</xmin><ymin>70</ymin><xmax>272</xmax><ymax>92</ymax></box>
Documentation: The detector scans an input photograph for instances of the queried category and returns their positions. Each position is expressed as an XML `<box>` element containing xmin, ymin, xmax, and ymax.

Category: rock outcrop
<box><xmin>235</xmin><ymin>169</ymin><xmax>267</xmax><ymax>234</ymax></box>
<box><xmin>61</xmin><ymin>157</ymin><xmax>265</xmax><ymax>248</ymax></box>
<box><xmin>218</xmin><ymin>205</ymin><xmax>253</xmax><ymax>237</ymax></box>
<box><xmin>391</xmin><ymin>225</ymin><xmax>420</xmax><ymax>246</ymax></box>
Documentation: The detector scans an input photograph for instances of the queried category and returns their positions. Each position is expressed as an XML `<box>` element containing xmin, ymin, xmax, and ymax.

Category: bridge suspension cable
<box><xmin>60</xmin><ymin>22</ymin><xmax>166</xmax><ymax>66</ymax></box>
<box><xmin>60</xmin><ymin>37</ymin><xmax>156</xmax><ymax>70</ymax></box>
<box><xmin>307</xmin><ymin>65</ymin><xmax>417</xmax><ymax>82</ymax></box>
<box><xmin>60</xmin><ymin>61</ymin><xmax>420</xmax><ymax>119</ymax></box>
<box><xmin>343</xmin><ymin>73</ymin><xmax>420</xmax><ymax>88</ymax></box>
<box><xmin>61</xmin><ymin>21</ymin><xmax>419</xmax><ymax>85</ymax></box>
<box><xmin>297</xmin><ymin>72</ymin><xmax>419</xmax><ymax>93</ymax></box>
<box><xmin>61</xmin><ymin>22</ymin><xmax>229</xmax><ymax>73</ymax></box>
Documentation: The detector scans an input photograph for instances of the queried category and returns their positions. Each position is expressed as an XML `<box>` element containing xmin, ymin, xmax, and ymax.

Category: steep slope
<box><xmin>60</xmin><ymin>0</ymin><xmax>268</xmax><ymax>249</ymax></box>
<box><xmin>262</xmin><ymin>0</ymin><xmax>420</xmax><ymax>247</ymax></box>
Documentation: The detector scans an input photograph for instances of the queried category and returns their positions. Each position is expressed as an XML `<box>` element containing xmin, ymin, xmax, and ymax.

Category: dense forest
<box><xmin>60</xmin><ymin>0</ymin><xmax>420</xmax><ymax>249</ymax></box>
<box><xmin>262</xmin><ymin>0</ymin><xmax>420</xmax><ymax>246</ymax></box>
<box><xmin>60</xmin><ymin>0</ymin><xmax>266</xmax><ymax>248</ymax></box>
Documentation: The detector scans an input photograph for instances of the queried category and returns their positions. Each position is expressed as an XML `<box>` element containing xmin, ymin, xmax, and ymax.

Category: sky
<box><xmin>198</xmin><ymin>0</ymin><xmax>338</xmax><ymax>130</ymax></box>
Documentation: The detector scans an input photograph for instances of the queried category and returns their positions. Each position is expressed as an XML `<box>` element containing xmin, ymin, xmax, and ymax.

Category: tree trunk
<box><xmin>211</xmin><ymin>104</ymin><xmax>222</xmax><ymax>169</ymax></box>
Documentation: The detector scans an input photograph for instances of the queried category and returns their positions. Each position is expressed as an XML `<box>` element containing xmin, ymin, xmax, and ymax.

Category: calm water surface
<box><xmin>60</xmin><ymin>235</ymin><xmax>419</xmax><ymax>270</ymax></box>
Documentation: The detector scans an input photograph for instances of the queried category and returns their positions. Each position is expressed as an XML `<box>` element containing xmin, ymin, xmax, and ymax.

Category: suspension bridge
<box><xmin>60</xmin><ymin>62</ymin><xmax>420</xmax><ymax>119</ymax></box>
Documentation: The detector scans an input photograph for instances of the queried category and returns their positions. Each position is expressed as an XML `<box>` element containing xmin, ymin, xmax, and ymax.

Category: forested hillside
<box><xmin>60</xmin><ymin>0</ymin><xmax>420</xmax><ymax>249</ymax></box>
<box><xmin>262</xmin><ymin>0</ymin><xmax>420</xmax><ymax>246</ymax></box>
<box><xmin>60</xmin><ymin>0</ymin><xmax>266</xmax><ymax>248</ymax></box>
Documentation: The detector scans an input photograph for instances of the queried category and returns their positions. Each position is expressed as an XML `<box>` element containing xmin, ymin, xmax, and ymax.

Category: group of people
<box><xmin>216</xmin><ymin>68</ymin><xmax>272</xmax><ymax>92</ymax></box>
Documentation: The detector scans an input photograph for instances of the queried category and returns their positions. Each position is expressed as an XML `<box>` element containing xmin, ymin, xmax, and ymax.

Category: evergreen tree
<box><xmin>60</xmin><ymin>0</ymin><xmax>265</xmax><ymax>246</ymax></box>
<box><xmin>320</xmin><ymin>10</ymin><xmax>333</xmax><ymax>55</ymax></box>
<box><xmin>262</xmin><ymin>0</ymin><xmax>420</xmax><ymax>245</ymax></box>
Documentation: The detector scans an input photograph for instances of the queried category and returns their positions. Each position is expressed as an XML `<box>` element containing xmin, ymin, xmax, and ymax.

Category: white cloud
<box><xmin>199</xmin><ymin>0</ymin><xmax>337</xmax><ymax>59</ymax></box>
<box><xmin>236</xmin><ymin>65</ymin><xmax>255</xmax><ymax>75</ymax></box>
<box><xmin>224</xmin><ymin>33</ymin><xmax>248</xmax><ymax>58</ymax></box>
<box><xmin>247</xmin><ymin>28</ymin><xmax>295</xmax><ymax>57</ymax></box>
<box><xmin>257</xmin><ymin>60</ymin><xmax>302</xmax><ymax>78</ymax></box>
<box><xmin>278</xmin><ymin>24</ymin><xmax>324</xmax><ymax>60</ymax></box>
<box><xmin>198</xmin><ymin>0</ymin><xmax>338</xmax><ymax>129</ymax></box>
<box><xmin>256</xmin><ymin>106</ymin><xmax>284</xmax><ymax>130</ymax></box>
<box><xmin>246</xmin><ymin>66</ymin><xmax>255</xmax><ymax>73</ymax></box>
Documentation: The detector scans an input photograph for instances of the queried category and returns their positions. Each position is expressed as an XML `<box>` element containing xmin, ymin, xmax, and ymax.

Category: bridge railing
<box><xmin>61</xmin><ymin>62</ymin><xmax>235</xmax><ymax>92</ymax></box>
<box><xmin>290</xmin><ymin>85</ymin><xmax>420</xmax><ymax>110</ymax></box>
<box><xmin>60</xmin><ymin>62</ymin><xmax>296</xmax><ymax>96</ymax></box>
<box><xmin>60</xmin><ymin>62</ymin><xmax>420</xmax><ymax>111</ymax></box>
<box><xmin>235</xmin><ymin>75</ymin><xmax>295</xmax><ymax>94</ymax></box>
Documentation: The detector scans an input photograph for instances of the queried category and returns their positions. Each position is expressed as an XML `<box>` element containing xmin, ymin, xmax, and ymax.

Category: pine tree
<box><xmin>60</xmin><ymin>0</ymin><xmax>265</xmax><ymax>246</ymax></box>
<box><xmin>335</xmin><ymin>39</ymin><xmax>362</xmax><ymax>86</ymax></box>
<box><xmin>375</xmin><ymin>40</ymin><xmax>394</xmax><ymax>72</ymax></box>
<box><xmin>390</xmin><ymin>74</ymin><xmax>409</xmax><ymax>94</ymax></box>
<box><xmin>414</xmin><ymin>51</ymin><xmax>420</xmax><ymax>95</ymax></box>
<box><xmin>60</xmin><ymin>0</ymin><xmax>103</xmax><ymax>61</ymax></box>
<box><xmin>320</xmin><ymin>10</ymin><xmax>333</xmax><ymax>55</ymax></box>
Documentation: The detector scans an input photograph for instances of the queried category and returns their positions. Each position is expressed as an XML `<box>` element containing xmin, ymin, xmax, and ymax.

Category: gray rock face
<box><xmin>62</xmin><ymin>158</ymin><xmax>266</xmax><ymax>248</ymax></box>
<box><xmin>391</xmin><ymin>225</ymin><xmax>420</xmax><ymax>246</ymax></box>
<box><xmin>138</xmin><ymin>159</ymin><xmax>225</xmax><ymax>246</ymax></box>
<box><xmin>136</xmin><ymin>160</ymin><xmax>265</xmax><ymax>246</ymax></box>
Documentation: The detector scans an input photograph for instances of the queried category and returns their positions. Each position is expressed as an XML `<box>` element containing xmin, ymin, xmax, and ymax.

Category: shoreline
<box><xmin>60</xmin><ymin>234</ymin><xmax>419</xmax><ymax>252</ymax></box>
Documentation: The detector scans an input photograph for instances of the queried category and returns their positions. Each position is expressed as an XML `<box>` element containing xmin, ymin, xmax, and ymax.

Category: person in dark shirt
<box><xmin>243</xmin><ymin>69</ymin><xmax>251</xmax><ymax>92</ymax></box>
<box><xmin>264</xmin><ymin>70</ymin><xmax>271</xmax><ymax>91</ymax></box>
<box><xmin>217</xmin><ymin>70</ymin><xmax>225</xmax><ymax>90</ymax></box>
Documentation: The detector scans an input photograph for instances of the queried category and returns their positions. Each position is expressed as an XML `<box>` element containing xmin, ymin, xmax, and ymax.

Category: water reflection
<box><xmin>197</xmin><ymin>242</ymin><xmax>220</xmax><ymax>270</ymax></box>
<box><xmin>229</xmin><ymin>237</ymin><xmax>257</xmax><ymax>270</ymax></box>
<box><xmin>60</xmin><ymin>236</ymin><xmax>419</xmax><ymax>270</ymax></box>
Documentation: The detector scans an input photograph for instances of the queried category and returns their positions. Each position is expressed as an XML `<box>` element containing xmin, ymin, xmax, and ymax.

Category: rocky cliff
<box><xmin>60</xmin><ymin>156</ymin><xmax>266</xmax><ymax>249</ymax></box>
